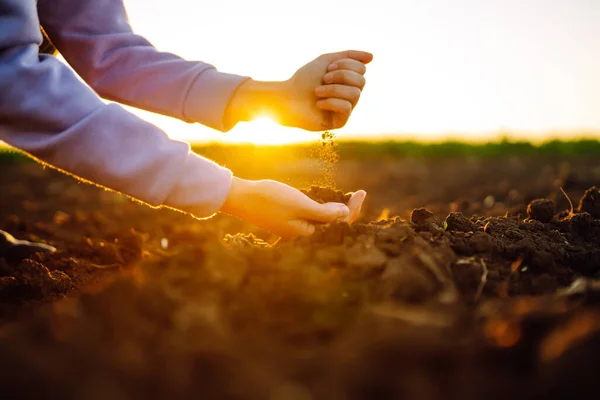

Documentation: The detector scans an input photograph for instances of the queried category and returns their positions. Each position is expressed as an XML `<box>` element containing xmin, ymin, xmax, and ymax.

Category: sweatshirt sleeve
<box><xmin>0</xmin><ymin>0</ymin><xmax>233</xmax><ymax>219</ymax></box>
<box><xmin>37</xmin><ymin>0</ymin><xmax>250</xmax><ymax>132</ymax></box>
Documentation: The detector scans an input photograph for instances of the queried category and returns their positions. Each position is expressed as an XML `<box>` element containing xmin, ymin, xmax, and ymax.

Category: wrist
<box><xmin>219</xmin><ymin>176</ymin><xmax>254</xmax><ymax>216</ymax></box>
<box><xmin>225</xmin><ymin>79</ymin><xmax>289</xmax><ymax>125</ymax></box>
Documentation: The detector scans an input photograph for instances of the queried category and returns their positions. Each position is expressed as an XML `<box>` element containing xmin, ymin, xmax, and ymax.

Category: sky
<box><xmin>117</xmin><ymin>0</ymin><xmax>600</xmax><ymax>144</ymax></box>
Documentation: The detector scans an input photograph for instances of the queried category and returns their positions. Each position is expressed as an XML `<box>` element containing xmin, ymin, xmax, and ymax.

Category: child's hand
<box><xmin>219</xmin><ymin>177</ymin><xmax>366</xmax><ymax>239</ymax></box>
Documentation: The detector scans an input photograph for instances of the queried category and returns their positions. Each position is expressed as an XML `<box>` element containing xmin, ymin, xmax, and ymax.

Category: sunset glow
<box><xmin>221</xmin><ymin>117</ymin><xmax>317</xmax><ymax>145</ymax></box>
<box><xmin>120</xmin><ymin>0</ymin><xmax>600</xmax><ymax>145</ymax></box>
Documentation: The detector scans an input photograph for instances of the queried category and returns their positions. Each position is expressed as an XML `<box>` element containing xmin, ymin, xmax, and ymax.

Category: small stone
<box><xmin>527</xmin><ymin>199</ymin><xmax>555</xmax><ymax>223</ymax></box>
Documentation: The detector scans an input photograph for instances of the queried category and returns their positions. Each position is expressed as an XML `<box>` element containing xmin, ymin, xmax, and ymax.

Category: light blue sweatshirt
<box><xmin>0</xmin><ymin>0</ymin><xmax>250</xmax><ymax>218</ymax></box>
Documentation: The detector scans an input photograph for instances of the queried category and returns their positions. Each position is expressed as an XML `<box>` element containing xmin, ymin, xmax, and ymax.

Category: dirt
<box><xmin>527</xmin><ymin>199</ymin><xmax>556</xmax><ymax>223</ymax></box>
<box><xmin>301</xmin><ymin>185</ymin><xmax>352</xmax><ymax>204</ymax></box>
<box><xmin>312</xmin><ymin>130</ymin><xmax>340</xmax><ymax>188</ymax></box>
<box><xmin>0</xmin><ymin>155</ymin><xmax>600</xmax><ymax>399</ymax></box>
<box><xmin>578</xmin><ymin>186</ymin><xmax>600</xmax><ymax>218</ymax></box>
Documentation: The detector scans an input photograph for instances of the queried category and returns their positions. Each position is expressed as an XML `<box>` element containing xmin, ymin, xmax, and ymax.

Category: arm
<box><xmin>38</xmin><ymin>0</ymin><xmax>375</xmax><ymax>132</ymax></box>
<box><xmin>1</xmin><ymin>0</ymin><xmax>232</xmax><ymax>218</ymax></box>
<box><xmin>37</xmin><ymin>0</ymin><xmax>249</xmax><ymax>131</ymax></box>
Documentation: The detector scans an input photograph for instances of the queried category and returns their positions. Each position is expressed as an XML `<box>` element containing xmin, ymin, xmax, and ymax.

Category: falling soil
<box><xmin>1</xmin><ymin>155</ymin><xmax>600</xmax><ymax>400</ymax></box>
<box><xmin>312</xmin><ymin>130</ymin><xmax>340</xmax><ymax>188</ymax></box>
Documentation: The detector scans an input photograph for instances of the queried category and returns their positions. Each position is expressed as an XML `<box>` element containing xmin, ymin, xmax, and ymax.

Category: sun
<box><xmin>222</xmin><ymin>116</ymin><xmax>316</xmax><ymax>145</ymax></box>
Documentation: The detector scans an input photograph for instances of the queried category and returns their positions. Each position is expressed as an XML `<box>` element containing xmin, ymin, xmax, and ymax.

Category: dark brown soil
<box><xmin>1</xmin><ymin>154</ymin><xmax>600</xmax><ymax>400</ymax></box>
<box><xmin>578</xmin><ymin>186</ymin><xmax>600</xmax><ymax>218</ymax></box>
<box><xmin>527</xmin><ymin>198</ymin><xmax>556</xmax><ymax>223</ymax></box>
<box><xmin>301</xmin><ymin>185</ymin><xmax>352</xmax><ymax>204</ymax></box>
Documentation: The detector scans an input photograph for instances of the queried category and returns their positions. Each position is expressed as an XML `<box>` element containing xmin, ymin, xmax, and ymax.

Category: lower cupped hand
<box><xmin>219</xmin><ymin>177</ymin><xmax>366</xmax><ymax>239</ymax></box>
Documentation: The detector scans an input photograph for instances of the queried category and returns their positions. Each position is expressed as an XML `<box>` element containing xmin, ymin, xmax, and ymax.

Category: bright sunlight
<box><xmin>220</xmin><ymin>117</ymin><xmax>316</xmax><ymax>145</ymax></box>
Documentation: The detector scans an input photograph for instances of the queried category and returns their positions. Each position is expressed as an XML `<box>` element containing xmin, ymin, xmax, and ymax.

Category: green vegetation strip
<box><xmin>193</xmin><ymin>139</ymin><xmax>600</xmax><ymax>159</ymax></box>
<box><xmin>2</xmin><ymin>139</ymin><xmax>600</xmax><ymax>164</ymax></box>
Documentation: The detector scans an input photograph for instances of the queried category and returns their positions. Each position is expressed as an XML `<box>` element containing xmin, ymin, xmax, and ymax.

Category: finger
<box><xmin>323</xmin><ymin>70</ymin><xmax>366</xmax><ymax>89</ymax></box>
<box><xmin>316</xmin><ymin>99</ymin><xmax>352</xmax><ymax>127</ymax></box>
<box><xmin>345</xmin><ymin>190</ymin><xmax>367</xmax><ymax>223</ymax></box>
<box><xmin>267</xmin><ymin>220</ymin><xmax>313</xmax><ymax>240</ymax></box>
<box><xmin>324</xmin><ymin>50</ymin><xmax>373</xmax><ymax>64</ymax></box>
<box><xmin>299</xmin><ymin>201</ymin><xmax>349</xmax><ymax>223</ymax></box>
<box><xmin>287</xmin><ymin>220</ymin><xmax>316</xmax><ymax>238</ymax></box>
<box><xmin>327</xmin><ymin>58</ymin><xmax>367</xmax><ymax>75</ymax></box>
<box><xmin>315</xmin><ymin>85</ymin><xmax>361</xmax><ymax>107</ymax></box>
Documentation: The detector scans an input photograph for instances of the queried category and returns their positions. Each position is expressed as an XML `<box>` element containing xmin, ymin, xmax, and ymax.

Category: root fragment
<box><xmin>475</xmin><ymin>258</ymin><xmax>488</xmax><ymax>301</ymax></box>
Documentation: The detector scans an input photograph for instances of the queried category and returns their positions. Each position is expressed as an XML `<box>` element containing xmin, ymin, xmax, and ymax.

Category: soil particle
<box><xmin>380</xmin><ymin>257</ymin><xmax>438</xmax><ymax>302</ymax></box>
<box><xmin>504</xmin><ymin>228</ymin><xmax>526</xmax><ymax>241</ymax></box>
<box><xmin>411</xmin><ymin>208</ymin><xmax>444</xmax><ymax>235</ymax></box>
<box><xmin>527</xmin><ymin>199</ymin><xmax>555</xmax><ymax>223</ymax></box>
<box><xmin>344</xmin><ymin>241</ymin><xmax>388</xmax><ymax>270</ymax></box>
<box><xmin>508</xmin><ymin>237</ymin><xmax>538</xmax><ymax>260</ymax></box>
<box><xmin>483</xmin><ymin>219</ymin><xmax>507</xmax><ymax>235</ymax></box>
<box><xmin>0</xmin><ymin>259</ymin><xmax>72</xmax><ymax>302</ymax></box>
<box><xmin>569</xmin><ymin>212</ymin><xmax>593</xmax><ymax>236</ymax></box>
<box><xmin>531</xmin><ymin>250</ymin><xmax>556</xmax><ymax>272</ymax></box>
<box><xmin>577</xmin><ymin>186</ymin><xmax>600</xmax><ymax>218</ymax></box>
<box><xmin>374</xmin><ymin>220</ymin><xmax>414</xmax><ymax>257</ymax></box>
<box><xmin>468</xmin><ymin>232</ymin><xmax>496</xmax><ymax>254</ymax></box>
<box><xmin>449</xmin><ymin>233</ymin><xmax>474</xmax><ymax>256</ymax></box>
<box><xmin>451</xmin><ymin>257</ymin><xmax>484</xmax><ymax>301</ymax></box>
<box><xmin>445</xmin><ymin>212</ymin><xmax>475</xmax><ymax>233</ymax></box>
<box><xmin>568</xmin><ymin>249</ymin><xmax>600</xmax><ymax>277</ymax></box>
<box><xmin>411</xmin><ymin>208</ymin><xmax>434</xmax><ymax>225</ymax></box>
<box><xmin>300</xmin><ymin>186</ymin><xmax>351</xmax><ymax>204</ymax></box>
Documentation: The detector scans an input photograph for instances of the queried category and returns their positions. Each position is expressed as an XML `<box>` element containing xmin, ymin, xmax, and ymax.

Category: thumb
<box><xmin>345</xmin><ymin>190</ymin><xmax>367</xmax><ymax>223</ymax></box>
<box><xmin>301</xmin><ymin>202</ymin><xmax>350</xmax><ymax>223</ymax></box>
<box><xmin>324</xmin><ymin>50</ymin><xmax>374</xmax><ymax>64</ymax></box>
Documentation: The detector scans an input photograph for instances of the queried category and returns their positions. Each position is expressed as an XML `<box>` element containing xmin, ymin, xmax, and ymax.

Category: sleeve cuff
<box><xmin>182</xmin><ymin>67</ymin><xmax>250</xmax><ymax>132</ymax></box>
<box><xmin>162</xmin><ymin>150</ymin><xmax>233</xmax><ymax>219</ymax></box>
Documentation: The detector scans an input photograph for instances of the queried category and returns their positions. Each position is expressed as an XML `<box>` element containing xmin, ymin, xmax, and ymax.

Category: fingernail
<box><xmin>315</xmin><ymin>86</ymin><xmax>326</xmax><ymax>95</ymax></box>
<box><xmin>323</xmin><ymin>73</ymin><xmax>334</xmax><ymax>83</ymax></box>
<box><xmin>328</xmin><ymin>63</ymin><xmax>338</xmax><ymax>71</ymax></box>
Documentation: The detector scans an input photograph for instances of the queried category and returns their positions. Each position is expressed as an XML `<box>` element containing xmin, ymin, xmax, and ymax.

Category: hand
<box><xmin>219</xmin><ymin>177</ymin><xmax>367</xmax><ymax>239</ymax></box>
<box><xmin>284</xmin><ymin>50</ymin><xmax>374</xmax><ymax>130</ymax></box>
<box><xmin>225</xmin><ymin>50</ymin><xmax>373</xmax><ymax>131</ymax></box>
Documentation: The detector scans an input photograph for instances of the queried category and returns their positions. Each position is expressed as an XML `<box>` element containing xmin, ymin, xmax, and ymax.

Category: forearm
<box><xmin>38</xmin><ymin>0</ymin><xmax>249</xmax><ymax>132</ymax></box>
<box><xmin>224</xmin><ymin>80</ymin><xmax>288</xmax><ymax>124</ymax></box>
<box><xmin>1</xmin><ymin>0</ymin><xmax>232</xmax><ymax>218</ymax></box>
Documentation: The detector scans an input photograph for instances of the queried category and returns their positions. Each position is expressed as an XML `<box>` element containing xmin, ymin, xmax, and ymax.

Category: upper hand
<box><xmin>219</xmin><ymin>177</ymin><xmax>367</xmax><ymax>239</ymax></box>
<box><xmin>224</xmin><ymin>50</ymin><xmax>372</xmax><ymax>132</ymax></box>
<box><xmin>282</xmin><ymin>50</ymin><xmax>373</xmax><ymax>131</ymax></box>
